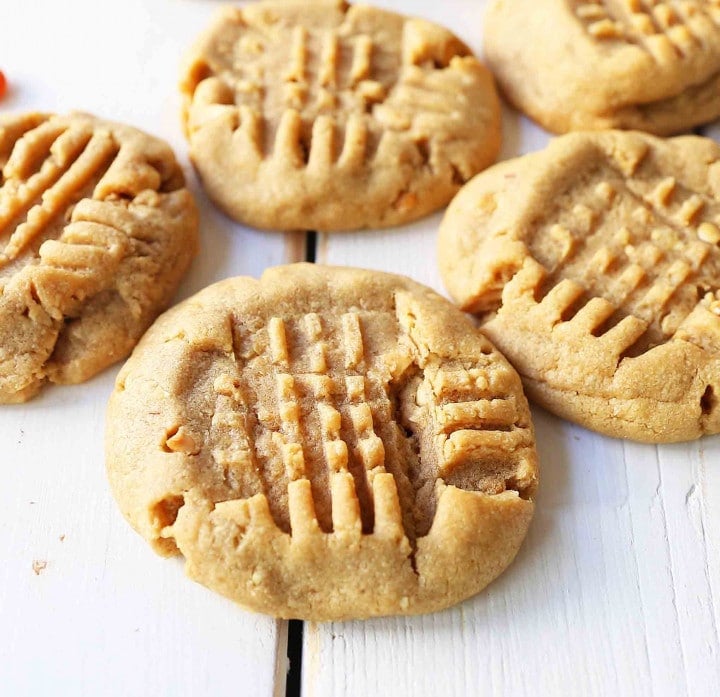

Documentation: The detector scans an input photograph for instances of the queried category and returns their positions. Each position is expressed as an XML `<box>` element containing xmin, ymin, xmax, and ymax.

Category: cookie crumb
<box><xmin>698</xmin><ymin>222</ymin><xmax>720</xmax><ymax>245</ymax></box>
<box><xmin>32</xmin><ymin>560</ymin><xmax>48</xmax><ymax>576</ymax></box>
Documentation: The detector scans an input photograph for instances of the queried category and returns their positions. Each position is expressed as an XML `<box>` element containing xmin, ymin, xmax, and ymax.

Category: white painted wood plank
<box><xmin>653</xmin><ymin>442</ymin><xmax>720</xmax><ymax>695</ymax></box>
<box><xmin>1</xmin><ymin>390</ymin><xmax>289</xmax><ymax>697</ymax></box>
<box><xmin>309</xmin><ymin>2</ymin><xmax>720</xmax><ymax>696</ymax></box>
<box><xmin>0</xmin><ymin>2</ymin><xmax>300</xmax><ymax>695</ymax></box>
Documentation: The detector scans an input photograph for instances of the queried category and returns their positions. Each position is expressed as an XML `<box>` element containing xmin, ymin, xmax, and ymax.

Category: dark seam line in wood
<box><xmin>306</xmin><ymin>231</ymin><xmax>318</xmax><ymax>263</ymax></box>
<box><xmin>285</xmin><ymin>619</ymin><xmax>304</xmax><ymax>697</ymax></box>
<box><xmin>283</xmin><ymin>230</ymin><xmax>318</xmax><ymax>697</ymax></box>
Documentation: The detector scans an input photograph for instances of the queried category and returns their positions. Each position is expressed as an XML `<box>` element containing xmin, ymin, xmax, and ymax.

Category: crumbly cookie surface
<box><xmin>485</xmin><ymin>0</ymin><xmax>720</xmax><ymax>135</ymax></box>
<box><xmin>0</xmin><ymin>112</ymin><xmax>198</xmax><ymax>403</ymax></box>
<box><xmin>180</xmin><ymin>0</ymin><xmax>501</xmax><ymax>231</ymax></box>
<box><xmin>439</xmin><ymin>130</ymin><xmax>720</xmax><ymax>442</ymax></box>
<box><xmin>106</xmin><ymin>264</ymin><xmax>538</xmax><ymax>620</ymax></box>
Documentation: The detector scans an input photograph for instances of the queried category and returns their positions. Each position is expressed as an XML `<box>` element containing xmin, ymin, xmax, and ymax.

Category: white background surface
<box><xmin>1</xmin><ymin>2</ymin><xmax>718</xmax><ymax>696</ymax></box>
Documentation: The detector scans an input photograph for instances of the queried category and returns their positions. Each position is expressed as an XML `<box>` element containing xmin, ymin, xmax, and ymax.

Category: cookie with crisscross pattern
<box><xmin>106</xmin><ymin>264</ymin><xmax>538</xmax><ymax>620</ymax></box>
<box><xmin>440</xmin><ymin>130</ymin><xmax>720</xmax><ymax>442</ymax></box>
<box><xmin>0</xmin><ymin>112</ymin><xmax>198</xmax><ymax>403</ymax></box>
<box><xmin>485</xmin><ymin>0</ymin><xmax>720</xmax><ymax>135</ymax></box>
<box><xmin>180</xmin><ymin>0</ymin><xmax>500</xmax><ymax>231</ymax></box>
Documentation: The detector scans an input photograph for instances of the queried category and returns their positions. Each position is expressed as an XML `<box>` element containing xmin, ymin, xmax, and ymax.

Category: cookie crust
<box><xmin>0</xmin><ymin>112</ymin><xmax>198</xmax><ymax>403</ymax></box>
<box><xmin>484</xmin><ymin>0</ymin><xmax>720</xmax><ymax>135</ymax></box>
<box><xmin>106</xmin><ymin>264</ymin><xmax>538</xmax><ymax>620</ymax></box>
<box><xmin>180</xmin><ymin>0</ymin><xmax>501</xmax><ymax>231</ymax></box>
<box><xmin>439</xmin><ymin>130</ymin><xmax>720</xmax><ymax>442</ymax></box>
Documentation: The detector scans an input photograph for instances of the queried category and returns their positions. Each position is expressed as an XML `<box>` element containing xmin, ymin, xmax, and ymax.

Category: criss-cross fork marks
<box><xmin>0</xmin><ymin>118</ymin><xmax>122</xmax><ymax>276</ymax></box>
<box><xmin>525</xmin><ymin>167</ymin><xmax>720</xmax><ymax>361</ymax></box>
<box><xmin>205</xmin><ymin>309</ymin><xmax>529</xmax><ymax>542</ymax></box>
<box><xmin>575</xmin><ymin>0</ymin><xmax>720</xmax><ymax>60</ymax></box>
<box><xmin>0</xmin><ymin>112</ymin><xmax>193</xmax><ymax>405</ymax></box>
<box><xmin>284</xmin><ymin>26</ymin><xmax>374</xmax><ymax>90</ymax></box>
<box><xmin>187</xmin><ymin>6</ymin><xmax>478</xmax><ymax>172</ymax></box>
<box><xmin>425</xmin><ymin>368</ymin><xmax>530</xmax><ymax>480</ymax></box>
<box><xmin>0</xmin><ymin>115</ymin><xmax>186</xmax><ymax>327</ymax></box>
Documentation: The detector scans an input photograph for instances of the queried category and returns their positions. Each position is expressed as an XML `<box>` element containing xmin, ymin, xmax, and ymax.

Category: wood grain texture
<box><xmin>308</xmin><ymin>2</ymin><xmax>720</xmax><ymax>696</ymax></box>
<box><xmin>0</xmin><ymin>1</ymin><xmax>301</xmax><ymax>695</ymax></box>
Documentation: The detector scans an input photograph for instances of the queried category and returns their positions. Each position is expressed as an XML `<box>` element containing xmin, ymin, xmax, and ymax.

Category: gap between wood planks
<box><xmin>282</xmin><ymin>230</ymin><xmax>317</xmax><ymax>697</ymax></box>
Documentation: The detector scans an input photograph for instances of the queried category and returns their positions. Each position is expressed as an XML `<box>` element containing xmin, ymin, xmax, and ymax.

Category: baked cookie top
<box><xmin>439</xmin><ymin>130</ymin><xmax>720</xmax><ymax>442</ymax></box>
<box><xmin>484</xmin><ymin>0</ymin><xmax>720</xmax><ymax>135</ymax></box>
<box><xmin>180</xmin><ymin>0</ymin><xmax>501</xmax><ymax>231</ymax></box>
<box><xmin>0</xmin><ymin>112</ymin><xmax>198</xmax><ymax>403</ymax></box>
<box><xmin>106</xmin><ymin>264</ymin><xmax>538</xmax><ymax>620</ymax></box>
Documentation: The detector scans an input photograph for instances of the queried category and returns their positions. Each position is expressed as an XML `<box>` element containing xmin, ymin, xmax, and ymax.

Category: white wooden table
<box><xmin>1</xmin><ymin>2</ymin><xmax>718</xmax><ymax>696</ymax></box>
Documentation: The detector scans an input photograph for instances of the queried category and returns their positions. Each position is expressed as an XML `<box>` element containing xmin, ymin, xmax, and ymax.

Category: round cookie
<box><xmin>180</xmin><ymin>0</ymin><xmax>501</xmax><ymax>231</ymax></box>
<box><xmin>439</xmin><ymin>130</ymin><xmax>720</xmax><ymax>443</ymax></box>
<box><xmin>106</xmin><ymin>264</ymin><xmax>538</xmax><ymax>621</ymax></box>
<box><xmin>484</xmin><ymin>0</ymin><xmax>720</xmax><ymax>135</ymax></box>
<box><xmin>0</xmin><ymin>112</ymin><xmax>198</xmax><ymax>403</ymax></box>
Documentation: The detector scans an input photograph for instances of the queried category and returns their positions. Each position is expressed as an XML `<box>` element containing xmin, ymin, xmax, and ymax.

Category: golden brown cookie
<box><xmin>180</xmin><ymin>0</ymin><xmax>501</xmax><ymax>231</ymax></box>
<box><xmin>0</xmin><ymin>112</ymin><xmax>199</xmax><ymax>403</ymax></box>
<box><xmin>106</xmin><ymin>264</ymin><xmax>538</xmax><ymax>620</ymax></box>
<box><xmin>439</xmin><ymin>130</ymin><xmax>720</xmax><ymax>442</ymax></box>
<box><xmin>484</xmin><ymin>0</ymin><xmax>720</xmax><ymax>135</ymax></box>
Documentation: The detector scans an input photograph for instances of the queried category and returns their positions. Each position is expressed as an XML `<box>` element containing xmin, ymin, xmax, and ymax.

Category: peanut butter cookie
<box><xmin>180</xmin><ymin>0</ymin><xmax>501</xmax><ymax>231</ymax></box>
<box><xmin>485</xmin><ymin>0</ymin><xmax>720</xmax><ymax>135</ymax></box>
<box><xmin>106</xmin><ymin>264</ymin><xmax>538</xmax><ymax>620</ymax></box>
<box><xmin>439</xmin><ymin>130</ymin><xmax>720</xmax><ymax>442</ymax></box>
<box><xmin>0</xmin><ymin>112</ymin><xmax>198</xmax><ymax>403</ymax></box>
